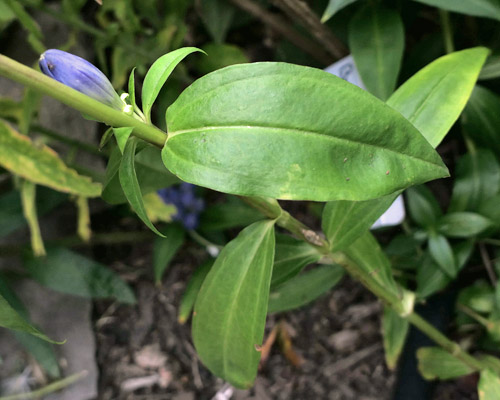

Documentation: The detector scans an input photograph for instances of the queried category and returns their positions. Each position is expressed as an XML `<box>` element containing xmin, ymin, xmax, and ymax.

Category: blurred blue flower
<box><xmin>39</xmin><ymin>49</ymin><xmax>124</xmax><ymax>110</ymax></box>
<box><xmin>158</xmin><ymin>183</ymin><xmax>205</xmax><ymax>230</ymax></box>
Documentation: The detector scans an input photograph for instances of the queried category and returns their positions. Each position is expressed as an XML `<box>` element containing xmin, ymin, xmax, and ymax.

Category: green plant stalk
<box><xmin>0</xmin><ymin>54</ymin><xmax>493</xmax><ymax>374</ymax></box>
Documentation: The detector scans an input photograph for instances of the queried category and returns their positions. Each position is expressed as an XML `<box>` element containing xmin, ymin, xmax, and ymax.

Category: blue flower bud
<box><xmin>39</xmin><ymin>49</ymin><xmax>124</xmax><ymax>111</ymax></box>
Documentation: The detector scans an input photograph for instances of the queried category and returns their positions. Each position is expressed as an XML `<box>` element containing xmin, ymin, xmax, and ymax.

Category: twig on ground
<box><xmin>270</xmin><ymin>0</ymin><xmax>348</xmax><ymax>60</ymax></box>
<box><xmin>227</xmin><ymin>0</ymin><xmax>333</xmax><ymax>65</ymax></box>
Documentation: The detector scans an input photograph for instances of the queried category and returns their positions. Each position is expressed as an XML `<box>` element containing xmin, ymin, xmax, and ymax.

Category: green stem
<box><xmin>439</xmin><ymin>9</ymin><xmax>454</xmax><ymax>54</ymax></box>
<box><xmin>0</xmin><ymin>370</ymin><xmax>88</xmax><ymax>400</ymax></box>
<box><xmin>0</xmin><ymin>55</ymin><xmax>167</xmax><ymax>148</ymax></box>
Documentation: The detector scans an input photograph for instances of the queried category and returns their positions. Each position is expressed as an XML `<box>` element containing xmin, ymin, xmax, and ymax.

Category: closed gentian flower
<box><xmin>39</xmin><ymin>49</ymin><xmax>125</xmax><ymax>111</ymax></box>
<box><xmin>158</xmin><ymin>183</ymin><xmax>205</xmax><ymax>230</ymax></box>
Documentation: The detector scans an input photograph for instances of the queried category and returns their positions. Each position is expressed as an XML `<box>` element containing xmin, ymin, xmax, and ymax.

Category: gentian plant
<box><xmin>1</xmin><ymin>1</ymin><xmax>500</xmax><ymax>397</ymax></box>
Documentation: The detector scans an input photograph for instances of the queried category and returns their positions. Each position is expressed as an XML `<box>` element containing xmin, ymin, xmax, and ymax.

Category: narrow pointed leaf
<box><xmin>349</xmin><ymin>4</ymin><xmax>404</xmax><ymax>100</ymax></box>
<box><xmin>268</xmin><ymin>265</ymin><xmax>344</xmax><ymax>313</ymax></box>
<box><xmin>163</xmin><ymin>63</ymin><xmax>448</xmax><ymax>202</ymax></box>
<box><xmin>119</xmin><ymin>137</ymin><xmax>165</xmax><ymax>236</ymax></box>
<box><xmin>142</xmin><ymin>47</ymin><xmax>203</xmax><ymax>121</ymax></box>
<box><xmin>382</xmin><ymin>306</ymin><xmax>409</xmax><ymax>370</ymax></box>
<box><xmin>271</xmin><ymin>234</ymin><xmax>322</xmax><ymax>288</ymax></box>
<box><xmin>344</xmin><ymin>231</ymin><xmax>400</xmax><ymax>298</ymax></box>
<box><xmin>387</xmin><ymin>47</ymin><xmax>489</xmax><ymax>147</ymax></box>
<box><xmin>428</xmin><ymin>233</ymin><xmax>456</xmax><ymax>278</ymax></box>
<box><xmin>0</xmin><ymin>121</ymin><xmax>101</xmax><ymax>197</ymax></box>
<box><xmin>192</xmin><ymin>220</ymin><xmax>276</xmax><ymax>389</ymax></box>
<box><xmin>417</xmin><ymin>347</ymin><xmax>473</xmax><ymax>380</ymax></box>
<box><xmin>322</xmin><ymin>193</ymin><xmax>397</xmax><ymax>251</ymax></box>
<box><xmin>0</xmin><ymin>292</ymin><xmax>61</xmax><ymax>344</ymax></box>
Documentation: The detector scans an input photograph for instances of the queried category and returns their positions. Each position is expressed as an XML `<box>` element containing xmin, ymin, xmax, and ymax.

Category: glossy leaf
<box><xmin>479</xmin><ymin>369</ymin><xmax>500</xmax><ymax>400</ymax></box>
<box><xmin>417</xmin><ymin>347</ymin><xmax>473</xmax><ymax>380</ymax></box>
<box><xmin>0</xmin><ymin>121</ymin><xmax>101</xmax><ymax>197</ymax></box>
<box><xmin>119</xmin><ymin>138</ymin><xmax>164</xmax><ymax>236</ymax></box>
<box><xmin>322</xmin><ymin>193</ymin><xmax>398</xmax><ymax>252</ymax></box>
<box><xmin>271</xmin><ymin>234</ymin><xmax>323</xmax><ymax>288</ymax></box>
<box><xmin>406</xmin><ymin>185</ymin><xmax>442</xmax><ymax>228</ymax></box>
<box><xmin>428</xmin><ymin>233</ymin><xmax>456</xmax><ymax>278</ymax></box>
<box><xmin>437</xmin><ymin>212</ymin><xmax>493</xmax><ymax>238</ymax></box>
<box><xmin>192</xmin><ymin>220</ymin><xmax>275</xmax><ymax>388</ymax></box>
<box><xmin>163</xmin><ymin>63</ymin><xmax>448</xmax><ymax>202</ymax></box>
<box><xmin>153</xmin><ymin>224</ymin><xmax>185</xmax><ymax>284</ymax></box>
<box><xmin>142</xmin><ymin>47</ymin><xmax>203</xmax><ymax>121</ymax></box>
<box><xmin>462</xmin><ymin>86</ymin><xmax>500</xmax><ymax>156</ymax></box>
<box><xmin>382</xmin><ymin>306</ymin><xmax>409</xmax><ymax>370</ymax></box>
<box><xmin>349</xmin><ymin>4</ymin><xmax>404</xmax><ymax>100</ymax></box>
<box><xmin>24</xmin><ymin>247</ymin><xmax>136</xmax><ymax>304</ymax></box>
<box><xmin>268</xmin><ymin>265</ymin><xmax>344</xmax><ymax>314</ymax></box>
<box><xmin>344</xmin><ymin>231</ymin><xmax>400</xmax><ymax>298</ymax></box>
<box><xmin>387</xmin><ymin>47</ymin><xmax>489</xmax><ymax>148</ymax></box>
<box><xmin>322</xmin><ymin>0</ymin><xmax>359</xmax><ymax>22</ymax></box>
<box><xmin>412</xmin><ymin>0</ymin><xmax>500</xmax><ymax>21</ymax></box>
<box><xmin>449</xmin><ymin>149</ymin><xmax>500</xmax><ymax>213</ymax></box>
<box><xmin>178</xmin><ymin>260</ymin><xmax>212</xmax><ymax>324</ymax></box>
<box><xmin>0</xmin><ymin>292</ymin><xmax>60</xmax><ymax>344</ymax></box>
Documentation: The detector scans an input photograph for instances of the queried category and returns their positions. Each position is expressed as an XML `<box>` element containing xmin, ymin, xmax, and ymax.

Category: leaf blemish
<box><xmin>343</xmin><ymin>157</ymin><xmax>348</xmax><ymax>163</ymax></box>
<box><xmin>386</xmin><ymin>170</ymin><xmax>390</xmax><ymax>175</ymax></box>
<box><xmin>254</xmin><ymin>344</ymin><xmax>262</xmax><ymax>352</ymax></box>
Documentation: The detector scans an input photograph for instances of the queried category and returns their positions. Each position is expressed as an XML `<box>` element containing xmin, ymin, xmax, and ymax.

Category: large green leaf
<box><xmin>322</xmin><ymin>194</ymin><xmax>397</xmax><ymax>252</ymax></box>
<box><xmin>24</xmin><ymin>247</ymin><xmax>136</xmax><ymax>304</ymax></box>
<box><xmin>268</xmin><ymin>265</ymin><xmax>345</xmax><ymax>313</ymax></box>
<box><xmin>142</xmin><ymin>47</ymin><xmax>203</xmax><ymax>121</ymax></box>
<box><xmin>428</xmin><ymin>233</ymin><xmax>456</xmax><ymax>278</ymax></box>
<box><xmin>271</xmin><ymin>234</ymin><xmax>322</xmax><ymax>288</ymax></box>
<box><xmin>163</xmin><ymin>63</ymin><xmax>448</xmax><ymax>202</ymax></box>
<box><xmin>322</xmin><ymin>0</ymin><xmax>359</xmax><ymax>22</ymax></box>
<box><xmin>417</xmin><ymin>347</ymin><xmax>474</xmax><ymax>380</ymax></box>
<box><xmin>387</xmin><ymin>47</ymin><xmax>489</xmax><ymax>148</ymax></box>
<box><xmin>462</xmin><ymin>86</ymin><xmax>500</xmax><ymax>157</ymax></box>
<box><xmin>192</xmin><ymin>220</ymin><xmax>275</xmax><ymax>389</ymax></box>
<box><xmin>0</xmin><ymin>121</ymin><xmax>101</xmax><ymax>197</ymax></box>
<box><xmin>349</xmin><ymin>4</ymin><xmax>404</xmax><ymax>100</ymax></box>
<box><xmin>479</xmin><ymin>369</ymin><xmax>500</xmax><ymax>400</ymax></box>
<box><xmin>344</xmin><ymin>231</ymin><xmax>400</xmax><ymax>298</ymax></box>
<box><xmin>119</xmin><ymin>137</ymin><xmax>164</xmax><ymax>236</ymax></box>
<box><xmin>0</xmin><ymin>292</ymin><xmax>60</xmax><ymax>344</ymax></box>
<box><xmin>449</xmin><ymin>149</ymin><xmax>500</xmax><ymax>213</ymax></box>
<box><xmin>437</xmin><ymin>212</ymin><xmax>493</xmax><ymax>238</ymax></box>
<box><xmin>382</xmin><ymin>306</ymin><xmax>409</xmax><ymax>370</ymax></box>
<box><xmin>412</xmin><ymin>0</ymin><xmax>500</xmax><ymax>21</ymax></box>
